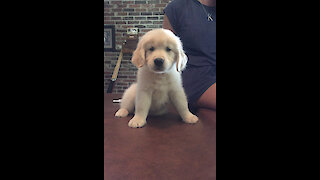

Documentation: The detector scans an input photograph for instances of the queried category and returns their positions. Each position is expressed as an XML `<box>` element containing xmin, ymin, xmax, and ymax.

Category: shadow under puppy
<box><xmin>115</xmin><ymin>28</ymin><xmax>198</xmax><ymax>128</ymax></box>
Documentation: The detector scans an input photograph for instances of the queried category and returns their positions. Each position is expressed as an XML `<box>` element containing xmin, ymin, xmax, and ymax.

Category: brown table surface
<box><xmin>104</xmin><ymin>93</ymin><xmax>216</xmax><ymax>180</ymax></box>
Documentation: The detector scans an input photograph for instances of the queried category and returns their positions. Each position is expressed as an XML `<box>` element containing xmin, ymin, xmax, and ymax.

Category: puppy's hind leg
<box><xmin>115</xmin><ymin>83</ymin><xmax>137</xmax><ymax>117</ymax></box>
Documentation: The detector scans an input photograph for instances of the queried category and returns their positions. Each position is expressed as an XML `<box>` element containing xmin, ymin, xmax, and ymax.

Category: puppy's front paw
<box><xmin>128</xmin><ymin>116</ymin><xmax>146</xmax><ymax>128</ymax></box>
<box><xmin>115</xmin><ymin>108</ymin><xmax>129</xmax><ymax>118</ymax></box>
<box><xmin>183</xmin><ymin>113</ymin><xmax>199</xmax><ymax>124</ymax></box>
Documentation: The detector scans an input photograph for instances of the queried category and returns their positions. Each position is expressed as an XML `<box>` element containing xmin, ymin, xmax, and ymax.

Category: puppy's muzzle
<box><xmin>154</xmin><ymin>58</ymin><xmax>164</xmax><ymax>67</ymax></box>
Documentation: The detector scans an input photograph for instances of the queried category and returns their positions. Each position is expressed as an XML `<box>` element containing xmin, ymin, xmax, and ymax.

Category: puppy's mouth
<box><xmin>152</xmin><ymin>67</ymin><xmax>166</xmax><ymax>74</ymax></box>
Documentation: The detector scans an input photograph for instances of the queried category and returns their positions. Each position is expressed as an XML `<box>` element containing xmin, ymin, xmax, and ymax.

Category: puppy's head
<box><xmin>131</xmin><ymin>28</ymin><xmax>187</xmax><ymax>73</ymax></box>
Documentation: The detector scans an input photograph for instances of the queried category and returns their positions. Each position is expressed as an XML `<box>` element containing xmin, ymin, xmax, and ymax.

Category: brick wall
<box><xmin>104</xmin><ymin>0</ymin><xmax>171</xmax><ymax>94</ymax></box>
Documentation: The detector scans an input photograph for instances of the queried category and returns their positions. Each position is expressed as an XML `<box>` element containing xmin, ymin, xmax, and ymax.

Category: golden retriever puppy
<box><xmin>115</xmin><ymin>28</ymin><xmax>198</xmax><ymax>128</ymax></box>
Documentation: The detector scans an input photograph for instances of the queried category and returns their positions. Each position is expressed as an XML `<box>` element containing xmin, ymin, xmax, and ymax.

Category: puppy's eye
<box><xmin>166</xmin><ymin>47</ymin><xmax>171</xmax><ymax>52</ymax></box>
<box><xmin>149</xmin><ymin>47</ymin><xmax>155</xmax><ymax>51</ymax></box>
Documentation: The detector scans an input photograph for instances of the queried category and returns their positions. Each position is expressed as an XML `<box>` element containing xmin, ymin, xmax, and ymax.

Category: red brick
<box><xmin>141</xmin><ymin>29</ymin><xmax>153</xmax><ymax>32</ymax></box>
<box><xmin>111</xmin><ymin>17</ymin><xmax>121</xmax><ymax>20</ymax></box>
<box><xmin>112</xmin><ymin>8</ymin><xmax>122</xmax><ymax>12</ymax></box>
<box><xmin>116</xmin><ymin>21</ymin><xmax>127</xmax><ymax>24</ymax></box>
<box><xmin>104</xmin><ymin>21</ymin><xmax>115</xmax><ymax>24</ymax></box>
<box><xmin>115</xmin><ymin>82</ymin><xmax>128</xmax><ymax>86</ymax></box>
<box><xmin>140</xmin><ymin>4</ymin><xmax>153</xmax><ymax>8</ymax></box>
<box><xmin>111</xmin><ymin>1</ymin><xmax>122</xmax><ymax>4</ymax></box>
<box><xmin>135</xmin><ymin>9</ymin><xmax>147</xmax><ymax>12</ymax></box>
<box><xmin>153</xmin><ymin>21</ymin><xmax>163</xmax><ymax>24</ymax></box>
<box><xmin>123</xmin><ymin>79</ymin><xmax>136</xmax><ymax>82</ymax></box>
<box><xmin>117</xmin><ymin>4</ymin><xmax>128</xmax><ymax>8</ymax></box>
<box><xmin>104</xmin><ymin>12</ymin><xmax>114</xmax><ymax>16</ymax></box>
<box><xmin>129</xmin><ymin>4</ymin><xmax>141</xmax><ymax>8</ymax></box>
<box><xmin>104</xmin><ymin>5</ymin><xmax>114</xmax><ymax>8</ymax></box>
<box><xmin>128</xmin><ymin>21</ymin><xmax>139</xmax><ymax>24</ymax></box>
<box><xmin>121</xmin><ymin>25</ymin><xmax>134</xmax><ymax>28</ymax></box>
<box><xmin>155</xmin><ymin>4</ymin><xmax>166</xmax><ymax>7</ymax></box>
<box><xmin>117</xmin><ymin>12</ymin><xmax>127</xmax><ymax>16</ymax></box>
<box><xmin>123</xmin><ymin>1</ymin><xmax>134</xmax><ymax>4</ymax></box>
<box><xmin>149</xmin><ymin>8</ymin><xmax>160</xmax><ymax>12</ymax></box>
<box><xmin>140</xmin><ymin>21</ymin><xmax>153</xmax><ymax>24</ymax></box>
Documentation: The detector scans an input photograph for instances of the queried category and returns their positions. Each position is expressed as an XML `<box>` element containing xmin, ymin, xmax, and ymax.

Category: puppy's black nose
<box><xmin>154</xmin><ymin>58</ymin><xmax>164</xmax><ymax>67</ymax></box>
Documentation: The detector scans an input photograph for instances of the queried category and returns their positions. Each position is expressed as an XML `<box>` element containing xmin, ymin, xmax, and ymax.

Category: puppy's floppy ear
<box><xmin>131</xmin><ymin>36</ymin><xmax>146</xmax><ymax>68</ymax></box>
<box><xmin>175</xmin><ymin>36</ymin><xmax>188</xmax><ymax>72</ymax></box>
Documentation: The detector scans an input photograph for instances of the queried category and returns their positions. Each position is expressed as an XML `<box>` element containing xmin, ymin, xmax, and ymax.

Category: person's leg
<box><xmin>196</xmin><ymin>83</ymin><xmax>216</xmax><ymax>110</ymax></box>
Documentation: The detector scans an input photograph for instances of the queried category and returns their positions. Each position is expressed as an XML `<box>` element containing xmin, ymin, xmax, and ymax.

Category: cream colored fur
<box><xmin>115</xmin><ymin>29</ymin><xmax>198</xmax><ymax>128</ymax></box>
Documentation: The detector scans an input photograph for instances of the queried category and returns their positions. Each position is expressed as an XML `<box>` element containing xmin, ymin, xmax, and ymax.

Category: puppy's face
<box><xmin>144</xmin><ymin>38</ymin><xmax>176</xmax><ymax>73</ymax></box>
<box><xmin>132</xmin><ymin>29</ymin><xmax>187</xmax><ymax>73</ymax></box>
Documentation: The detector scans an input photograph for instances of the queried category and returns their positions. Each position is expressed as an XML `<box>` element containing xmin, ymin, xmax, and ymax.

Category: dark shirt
<box><xmin>164</xmin><ymin>0</ymin><xmax>216</xmax><ymax>104</ymax></box>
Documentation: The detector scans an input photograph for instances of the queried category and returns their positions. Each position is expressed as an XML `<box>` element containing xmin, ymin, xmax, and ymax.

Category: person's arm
<box><xmin>162</xmin><ymin>14</ymin><xmax>176</xmax><ymax>34</ymax></box>
<box><xmin>196</xmin><ymin>83</ymin><xmax>216</xmax><ymax>111</ymax></box>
